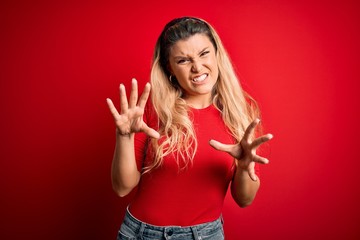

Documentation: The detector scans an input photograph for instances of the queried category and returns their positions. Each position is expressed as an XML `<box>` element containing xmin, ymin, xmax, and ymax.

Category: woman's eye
<box><xmin>177</xmin><ymin>59</ymin><xmax>187</xmax><ymax>64</ymax></box>
<box><xmin>200</xmin><ymin>51</ymin><xmax>210</xmax><ymax>56</ymax></box>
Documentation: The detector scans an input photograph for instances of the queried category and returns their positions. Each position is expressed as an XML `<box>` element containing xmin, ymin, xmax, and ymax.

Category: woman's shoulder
<box><xmin>144</xmin><ymin>100</ymin><xmax>159</xmax><ymax>128</ymax></box>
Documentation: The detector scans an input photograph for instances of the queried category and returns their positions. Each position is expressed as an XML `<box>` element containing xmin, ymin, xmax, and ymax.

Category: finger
<box><xmin>119</xmin><ymin>84</ymin><xmax>128</xmax><ymax>114</ymax></box>
<box><xmin>106</xmin><ymin>98</ymin><xmax>119</xmax><ymax>118</ymax></box>
<box><xmin>137</xmin><ymin>82</ymin><xmax>151</xmax><ymax>109</ymax></box>
<box><xmin>142</xmin><ymin>124</ymin><xmax>160</xmax><ymax>139</ymax></box>
<box><xmin>209</xmin><ymin>139</ymin><xmax>234</xmax><ymax>152</ymax></box>
<box><xmin>243</xmin><ymin>118</ymin><xmax>260</xmax><ymax>142</ymax></box>
<box><xmin>252</xmin><ymin>155</ymin><xmax>270</xmax><ymax>164</ymax></box>
<box><xmin>129</xmin><ymin>78</ymin><xmax>138</xmax><ymax>108</ymax></box>
<box><xmin>251</xmin><ymin>133</ymin><xmax>273</xmax><ymax>149</ymax></box>
<box><xmin>248</xmin><ymin>161</ymin><xmax>258</xmax><ymax>181</ymax></box>
<box><xmin>209</xmin><ymin>140</ymin><xmax>240</xmax><ymax>158</ymax></box>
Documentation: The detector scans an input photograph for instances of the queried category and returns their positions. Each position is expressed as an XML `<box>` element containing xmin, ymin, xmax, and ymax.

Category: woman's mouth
<box><xmin>192</xmin><ymin>73</ymin><xmax>208</xmax><ymax>83</ymax></box>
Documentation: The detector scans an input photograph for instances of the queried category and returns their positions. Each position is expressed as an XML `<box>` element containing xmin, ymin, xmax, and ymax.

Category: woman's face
<box><xmin>168</xmin><ymin>33</ymin><xmax>219</xmax><ymax>108</ymax></box>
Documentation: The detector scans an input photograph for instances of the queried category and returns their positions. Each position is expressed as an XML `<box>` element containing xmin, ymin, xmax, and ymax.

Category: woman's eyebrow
<box><xmin>198</xmin><ymin>47</ymin><xmax>210</xmax><ymax>54</ymax></box>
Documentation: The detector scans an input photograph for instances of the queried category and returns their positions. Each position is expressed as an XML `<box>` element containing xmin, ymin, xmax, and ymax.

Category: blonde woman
<box><xmin>106</xmin><ymin>17</ymin><xmax>273</xmax><ymax>240</ymax></box>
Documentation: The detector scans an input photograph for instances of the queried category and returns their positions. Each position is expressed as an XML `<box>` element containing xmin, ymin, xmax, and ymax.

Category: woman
<box><xmin>106</xmin><ymin>17</ymin><xmax>273</xmax><ymax>240</ymax></box>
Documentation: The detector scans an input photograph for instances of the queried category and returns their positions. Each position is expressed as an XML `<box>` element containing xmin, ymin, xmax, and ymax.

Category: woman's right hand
<box><xmin>106</xmin><ymin>78</ymin><xmax>160</xmax><ymax>139</ymax></box>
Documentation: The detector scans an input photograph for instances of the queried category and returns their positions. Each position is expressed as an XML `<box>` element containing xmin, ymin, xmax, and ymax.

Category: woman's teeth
<box><xmin>193</xmin><ymin>74</ymin><xmax>207</xmax><ymax>82</ymax></box>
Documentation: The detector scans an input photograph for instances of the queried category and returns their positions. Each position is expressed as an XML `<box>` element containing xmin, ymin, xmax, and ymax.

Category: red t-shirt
<box><xmin>129</xmin><ymin>104</ymin><xmax>238</xmax><ymax>226</ymax></box>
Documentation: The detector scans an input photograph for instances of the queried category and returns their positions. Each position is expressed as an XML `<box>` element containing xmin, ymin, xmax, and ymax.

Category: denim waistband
<box><xmin>120</xmin><ymin>207</ymin><xmax>224</xmax><ymax>240</ymax></box>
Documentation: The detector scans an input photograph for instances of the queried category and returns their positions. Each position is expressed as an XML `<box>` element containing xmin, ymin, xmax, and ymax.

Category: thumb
<box><xmin>209</xmin><ymin>139</ymin><xmax>234</xmax><ymax>152</ymax></box>
<box><xmin>209</xmin><ymin>139</ymin><xmax>241</xmax><ymax>159</ymax></box>
<box><xmin>142</xmin><ymin>124</ymin><xmax>160</xmax><ymax>139</ymax></box>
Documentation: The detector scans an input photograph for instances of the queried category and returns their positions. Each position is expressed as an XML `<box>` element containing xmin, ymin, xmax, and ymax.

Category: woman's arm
<box><xmin>106</xmin><ymin>79</ymin><xmax>159</xmax><ymax>197</ymax></box>
<box><xmin>209</xmin><ymin>119</ymin><xmax>273</xmax><ymax>207</ymax></box>
<box><xmin>230</xmin><ymin>163</ymin><xmax>260</xmax><ymax>208</ymax></box>
<box><xmin>110</xmin><ymin>133</ymin><xmax>140</xmax><ymax>197</ymax></box>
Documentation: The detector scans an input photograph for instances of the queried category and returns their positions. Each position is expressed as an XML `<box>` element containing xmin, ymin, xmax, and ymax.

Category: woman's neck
<box><xmin>184</xmin><ymin>97</ymin><xmax>212</xmax><ymax>109</ymax></box>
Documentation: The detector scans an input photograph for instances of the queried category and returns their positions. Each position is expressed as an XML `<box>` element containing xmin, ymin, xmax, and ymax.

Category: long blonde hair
<box><xmin>145</xmin><ymin>17</ymin><xmax>260</xmax><ymax>173</ymax></box>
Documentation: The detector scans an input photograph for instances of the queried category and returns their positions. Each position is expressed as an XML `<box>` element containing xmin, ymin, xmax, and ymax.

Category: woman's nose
<box><xmin>191</xmin><ymin>60</ymin><xmax>202</xmax><ymax>73</ymax></box>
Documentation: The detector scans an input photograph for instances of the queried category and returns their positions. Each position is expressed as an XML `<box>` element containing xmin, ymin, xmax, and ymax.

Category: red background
<box><xmin>1</xmin><ymin>0</ymin><xmax>360</xmax><ymax>239</ymax></box>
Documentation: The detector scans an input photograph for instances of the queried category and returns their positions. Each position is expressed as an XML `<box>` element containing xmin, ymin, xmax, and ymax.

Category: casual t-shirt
<box><xmin>129</xmin><ymin>104</ymin><xmax>238</xmax><ymax>226</ymax></box>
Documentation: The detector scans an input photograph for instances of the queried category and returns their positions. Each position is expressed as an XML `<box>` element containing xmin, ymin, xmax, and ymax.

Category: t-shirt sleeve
<box><xmin>134</xmin><ymin>132</ymin><xmax>148</xmax><ymax>172</ymax></box>
<box><xmin>134</xmin><ymin>102</ymin><xmax>158</xmax><ymax>172</ymax></box>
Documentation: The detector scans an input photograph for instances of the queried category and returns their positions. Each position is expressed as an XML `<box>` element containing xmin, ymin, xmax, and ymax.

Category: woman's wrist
<box><xmin>116</xmin><ymin>129</ymin><xmax>135</xmax><ymax>139</ymax></box>
<box><xmin>235</xmin><ymin>159</ymin><xmax>249</xmax><ymax>172</ymax></box>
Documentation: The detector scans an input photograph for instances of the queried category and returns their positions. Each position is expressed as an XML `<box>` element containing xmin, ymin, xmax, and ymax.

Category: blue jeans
<box><xmin>117</xmin><ymin>208</ymin><xmax>225</xmax><ymax>240</ymax></box>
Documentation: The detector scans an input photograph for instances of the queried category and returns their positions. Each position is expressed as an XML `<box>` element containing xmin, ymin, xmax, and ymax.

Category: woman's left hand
<box><xmin>209</xmin><ymin>119</ymin><xmax>273</xmax><ymax>181</ymax></box>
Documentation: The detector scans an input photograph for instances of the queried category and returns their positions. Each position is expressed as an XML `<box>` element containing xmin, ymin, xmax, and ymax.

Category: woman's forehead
<box><xmin>169</xmin><ymin>34</ymin><xmax>213</xmax><ymax>56</ymax></box>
